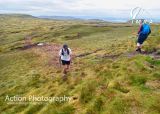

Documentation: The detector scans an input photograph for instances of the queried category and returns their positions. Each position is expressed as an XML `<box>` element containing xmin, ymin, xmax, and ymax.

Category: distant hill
<box><xmin>0</xmin><ymin>14</ymin><xmax>126</xmax><ymax>22</ymax></box>
<box><xmin>87</xmin><ymin>19</ymin><xmax>106</xmax><ymax>22</ymax></box>
<box><xmin>38</xmin><ymin>16</ymin><xmax>82</xmax><ymax>20</ymax></box>
<box><xmin>0</xmin><ymin>14</ymin><xmax>37</xmax><ymax>19</ymax></box>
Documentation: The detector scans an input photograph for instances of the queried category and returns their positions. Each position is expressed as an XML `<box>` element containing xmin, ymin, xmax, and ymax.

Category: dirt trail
<box><xmin>126</xmin><ymin>50</ymin><xmax>160</xmax><ymax>59</ymax></box>
<box><xmin>34</xmin><ymin>43</ymin><xmax>63</xmax><ymax>67</ymax></box>
<box><xmin>75</xmin><ymin>49</ymin><xmax>103</xmax><ymax>58</ymax></box>
<box><xmin>19</xmin><ymin>42</ymin><xmax>160</xmax><ymax>67</ymax></box>
<box><xmin>18</xmin><ymin>42</ymin><xmax>62</xmax><ymax>67</ymax></box>
<box><xmin>76</xmin><ymin>49</ymin><xmax>160</xmax><ymax>60</ymax></box>
<box><xmin>21</xmin><ymin>43</ymin><xmax>77</xmax><ymax>67</ymax></box>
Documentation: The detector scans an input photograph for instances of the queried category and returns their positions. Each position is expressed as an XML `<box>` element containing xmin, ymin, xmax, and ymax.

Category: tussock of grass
<box><xmin>80</xmin><ymin>80</ymin><xmax>97</xmax><ymax>104</ymax></box>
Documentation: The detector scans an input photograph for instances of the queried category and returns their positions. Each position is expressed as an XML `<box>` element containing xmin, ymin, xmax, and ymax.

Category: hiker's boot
<box><xmin>63</xmin><ymin>70</ymin><xmax>67</xmax><ymax>74</ymax></box>
<box><xmin>136</xmin><ymin>48</ymin><xmax>139</xmax><ymax>51</ymax></box>
<box><xmin>136</xmin><ymin>48</ymin><xmax>142</xmax><ymax>53</ymax></box>
<box><xmin>139</xmin><ymin>48</ymin><xmax>142</xmax><ymax>53</ymax></box>
<box><xmin>62</xmin><ymin>74</ymin><xmax>67</xmax><ymax>81</ymax></box>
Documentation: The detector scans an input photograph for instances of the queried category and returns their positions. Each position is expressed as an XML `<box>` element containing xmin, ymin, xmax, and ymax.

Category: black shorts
<box><xmin>61</xmin><ymin>60</ymin><xmax>70</xmax><ymax>65</ymax></box>
<box><xmin>137</xmin><ymin>33</ymin><xmax>148</xmax><ymax>44</ymax></box>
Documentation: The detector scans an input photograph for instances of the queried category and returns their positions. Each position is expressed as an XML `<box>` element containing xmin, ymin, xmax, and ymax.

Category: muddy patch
<box><xmin>75</xmin><ymin>49</ymin><xmax>103</xmax><ymax>58</ymax></box>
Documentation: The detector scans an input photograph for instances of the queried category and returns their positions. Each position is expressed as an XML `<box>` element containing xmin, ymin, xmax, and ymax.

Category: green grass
<box><xmin>0</xmin><ymin>15</ymin><xmax>160</xmax><ymax>114</ymax></box>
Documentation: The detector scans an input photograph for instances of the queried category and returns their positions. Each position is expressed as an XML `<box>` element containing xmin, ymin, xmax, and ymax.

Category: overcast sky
<box><xmin>0</xmin><ymin>0</ymin><xmax>159</xmax><ymax>19</ymax></box>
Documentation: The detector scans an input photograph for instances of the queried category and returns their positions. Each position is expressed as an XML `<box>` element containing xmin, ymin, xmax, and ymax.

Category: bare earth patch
<box><xmin>145</xmin><ymin>80</ymin><xmax>160</xmax><ymax>90</ymax></box>
<box><xmin>22</xmin><ymin>43</ymin><xmax>77</xmax><ymax>68</ymax></box>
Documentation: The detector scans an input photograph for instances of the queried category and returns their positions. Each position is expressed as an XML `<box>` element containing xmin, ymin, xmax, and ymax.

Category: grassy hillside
<box><xmin>0</xmin><ymin>15</ymin><xmax>160</xmax><ymax>114</ymax></box>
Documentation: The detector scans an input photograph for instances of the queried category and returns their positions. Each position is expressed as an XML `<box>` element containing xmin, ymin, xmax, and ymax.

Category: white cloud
<box><xmin>0</xmin><ymin>0</ymin><xmax>159</xmax><ymax>18</ymax></box>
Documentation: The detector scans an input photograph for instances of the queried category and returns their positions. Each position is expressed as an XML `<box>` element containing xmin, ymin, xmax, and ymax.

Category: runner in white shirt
<box><xmin>59</xmin><ymin>44</ymin><xmax>72</xmax><ymax>76</ymax></box>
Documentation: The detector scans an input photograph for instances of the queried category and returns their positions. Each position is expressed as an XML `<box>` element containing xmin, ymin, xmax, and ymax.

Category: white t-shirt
<box><xmin>59</xmin><ymin>48</ymin><xmax>72</xmax><ymax>61</ymax></box>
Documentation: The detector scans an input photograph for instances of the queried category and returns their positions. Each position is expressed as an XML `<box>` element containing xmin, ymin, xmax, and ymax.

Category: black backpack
<box><xmin>61</xmin><ymin>48</ymin><xmax>70</xmax><ymax>55</ymax></box>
